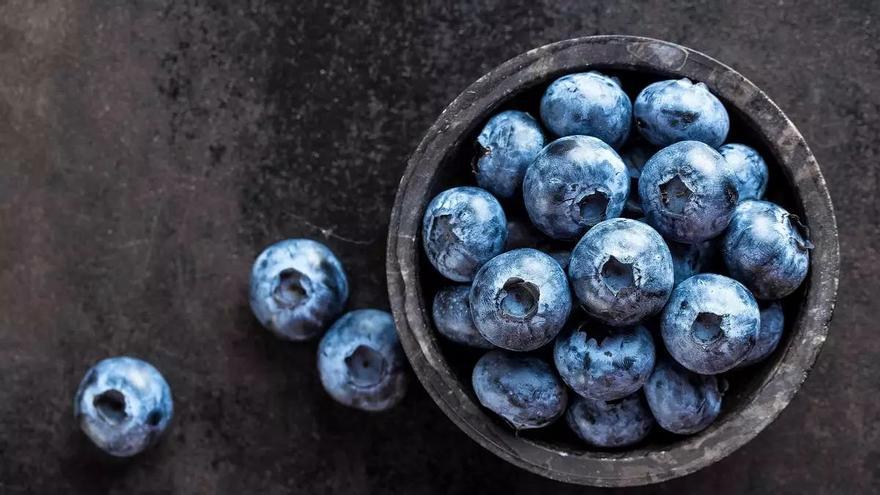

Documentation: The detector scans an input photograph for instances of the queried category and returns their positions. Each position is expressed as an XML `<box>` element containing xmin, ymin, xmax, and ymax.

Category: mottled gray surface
<box><xmin>0</xmin><ymin>1</ymin><xmax>876</xmax><ymax>493</ymax></box>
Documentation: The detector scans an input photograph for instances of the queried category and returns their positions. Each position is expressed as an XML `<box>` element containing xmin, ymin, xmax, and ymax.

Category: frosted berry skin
<box><xmin>668</xmin><ymin>239</ymin><xmax>717</xmax><ymax>287</ymax></box>
<box><xmin>539</xmin><ymin>71</ymin><xmax>633</xmax><ymax>149</ymax></box>
<box><xmin>639</xmin><ymin>140</ymin><xmax>739</xmax><ymax>243</ymax></box>
<box><xmin>469</xmin><ymin>249</ymin><xmax>572</xmax><ymax>351</ymax></box>
<box><xmin>317</xmin><ymin>309</ymin><xmax>408</xmax><ymax>412</ymax></box>
<box><xmin>432</xmin><ymin>285</ymin><xmax>494</xmax><ymax>349</ymax></box>
<box><xmin>722</xmin><ymin>200</ymin><xmax>812</xmax><ymax>300</ymax></box>
<box><xmin>472</xmin><ymin>351</ymin><xmax>568</xmax><ymax>430</ymax></box>
<box><xmin>568</xmin><ymin>218</ymin><xmax>674</xmax><ymax>326</ymax></box>
<box><xmin>634</xmin><ymin>78</ymin><xmax>730</xmax><ymax>148</ymax></box>
<box><xmin>74</xmin><ymin>357</ymin><xmax>173</xmax><ymax>457</ymax></box>
<box><xmin>620</xmin><ymin>138</ymin><xmax>656</xmax><ymax>216</ymax></box>
<box><xmin>553</xmin><ymin>322</ymin><xmax>656</xmax><ymax>401</ymax></box>
<box><xmin>644</xmin><ymin>356</ymin><xmax>722</xmax><ymax>435</ymax></box>
<box><xmin>474</xmin><ymin>110</ymin><xmax>546</xmax><ymax>198</ymax></box>
<box><xmin>661</xmin><ymin>274</ymin><xmax>760</xmax><ymax>374</ymax></box>
<box><xmin>523</xmin><ymin>135</ymin><xmax>629</xmax><ymax>240</ymax></box>
<box><xmin>738</xmin><ymin>301</ymin><xmax>785</xmax><ymax>367</ymax></box>
<box><xmin>719</xmin><ymin>143</ymin><xmax>769</xmax><ymax>201</ymax></box>
<box><xmin>566</xmin><ymin>393</ymin><xmax>654</xmax><ymax>448</ymax></box>
<box><xmin>249</xmin><ymin>239</ymin><xmax>349</xmax><ymax>341</ymax></box>
<box><xmin>422</xmin><ymin>186</ymin><xmax>507</xmax><ymax>282</ymax></box>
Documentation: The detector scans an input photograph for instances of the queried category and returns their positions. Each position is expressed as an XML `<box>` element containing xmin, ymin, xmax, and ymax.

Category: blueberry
<box><xmin>661</xmin><ymin>274</ymin><xmax>760</xmax><ymax>374</ymax></box>
<box><xmin>470</xmin><ymin>248</ymin><xmax>571</xmax><ymax>351</ymax></box>
<box><xmin>74</xmin><ymin>357</ymin><xmax>173</xmax><ymax>457</ymax></box>
<box><xmin>639</xmin><ymin>141</ymin><xmax>738</xmax><ymax>243</ymax></box>
<box><xmin>317</xmin><ymin>309</ymin><xmax>408</xmax><ymax>412</ymax></box>
<box><xmin>738</xmin><ymin>301</ymin><xmax>785</xmax><ymax>367</ymax></box>
<box><xmin>504</xmin><ymin>217</ymin><xmax>548</xmax><ymax>251</ymax></box>
<box><xmin>719</xmin><ymin>143</ymin><xmax>769</xmax><ymax>201</ymax></box>
<box><xmin>668</xmin><ymin>239</ymin><xmax>717</xmax><ymax>287</ymax></box>
<box><xmin>644</xmin><ymin>356</ymin><xmax>722</xmax><ymax>434</ymax></box>
<box><xmin>540</xmin><ymin>71</ymin><xmax>633</xmax><ymax>148</ymax></box>
<box><xmin>722</xmin><ymin>200</ymin><xmax>812</xmax><ymax>300</ymax></box>
<box><xmin>422</xmin><ymin>186</ymin><xmax>507</xmax><ymax>282</ymax></box>
<box><xmin>250</xmin><ymin>239</ymin><xmax>349</xmax><ymax>341</ymax></box>
<box><xmin>568</xmin><ymin>218</ymin><xmax>673</xmax><ymax>326</ymax></box>
<box><xmin>566</xmin><ymin>393</ymin><xmax>654</xmax><ymax>448</ymax></box>
<box><xmin>620</xmin><ymin>138</ymin><xmax>656</xmax><ymax>216</ymax></box>
<box><xmin>547</xmin><ymin>249</ymin><xmax>572</xmax><ymax>270</ymax></box>
<box><xmin>634</xmin><ymin>78</ymin><xmax>729</xmax><ymax>148</ymax></box>
<box><xmin>432</xmin><ymin>285</ymin><xmax>494</xmax><ymax>348</ymax></box>
<box><xmin>472</xmin><ymin>350</ymin><xmax>568</xmax><ymax>429</ymax></box>
<box><xmin>474</xmin><ymin>110</ymin><xmax>546</xmax><ymax>198</ymax></box>
<box><xmin>523</xmin><ymin>135</ymin><xmax>629</xmax><ymax>240</ymax></box>
<box><xmin>554</xmin><ymin>322</ymin><xmax>656</xmax><ymax>401</ymax></box>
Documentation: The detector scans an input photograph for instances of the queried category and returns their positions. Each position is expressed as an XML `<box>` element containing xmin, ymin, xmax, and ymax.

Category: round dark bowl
<box><xmin>386</xmin><ymin>36</ymin><xmax>839</xmax><ymax>487</ymax></box>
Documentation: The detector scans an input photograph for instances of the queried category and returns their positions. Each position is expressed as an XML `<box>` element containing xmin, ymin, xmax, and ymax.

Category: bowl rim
<box><xmin>386</xmin><ymin>35</ymin><xmax>839</xmax><ymax>487</ymax></box>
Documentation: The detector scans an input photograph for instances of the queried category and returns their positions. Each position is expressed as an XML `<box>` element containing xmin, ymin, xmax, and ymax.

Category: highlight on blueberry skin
<box><xmin>722</xmin><ymin>200</ymin><xmax>813</xmax><ymax>300</ymax></box>
<box><xmin>539</xmin><ymin>71</ymin><xmax>633</xmax><ymax>149</ymax></box>
<box><xmin>474</xmin><ymin>110</ymin><xmax>546</xmax><ymax>198</ymax></box>
<box><xmin>432</xmin><ymin>285</ymin><xmax>494</xmax><ymax>349</ymax></box>
<box><xmin>472</xmin><ymin>350</ymin><xmax>568</xmax><ymax>430</ymax></box>
<box><xmin>738</xmin><ymin>301</ymin><xmax>785</xmax><ymax>368</ymax></box>
<box><xmin>661</xmin><ymin>274</ymin><xmax>760</xmax><ymax>374</ymax></box>
<box><xmin>719</xmin><ymin>143</ymin><xmax>769</xmax><ymax>201</ymax></box>
<box><xmin>634</xmin><ymin>78</ymin><xmax>730</xmax><ymax>148</ymax></box>
<box><xmin>74</xmin><ymin>357</ymin><xmax>173</xmax><ymax>457</ymax></box>
<box><xmin>250</xmin><ymin>239</ymin><xmax>349</xmax><ymax>341</ymax></box>
<box><xmin>554</xmin><ymin>322</ymin><xmax>656</xmax><ymax>401</ymax></box>
<box><xmin>469</xmin><ymin>248</ymin><xmax>572</xmax><ymax>351</ymax></box>
<box><xmin>422</xmin><ymin>186</ymin><xmax>507</xmax><ymax>282</ymax></box>
<box><xmin>523</xmin><ymin>135</ymin><xmax>629</xmax><ymax>240</ymax></box>
<box><xmin>317</xmin><ymin>309</ymin><xmax>408</xmax><ymax>412</ymax></box>
<box><xmin>644</xmin><ymin>356</ymin><xmax>722</xmax><ymax>435</ymax></box>
<box><xmin>639</xmin><ymin>140</ymin><xmax>739</xmax><ymax>243</ymax></box>
<box><xmin>568</xmin><ymin>218</ymin><xmax>674</xmax><ymax>326</ymax></box>
<box><xmin>566</xmin><ymin>393</ymin><xmax>654</xmax><ymax>448</ymax></box>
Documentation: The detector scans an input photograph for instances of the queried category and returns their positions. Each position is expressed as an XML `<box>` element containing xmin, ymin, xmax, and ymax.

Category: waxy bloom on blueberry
<box><xmin>74</xmin><ymin>357</ymin><xmax>173</xmax><ymax>457</ymax></box>
<box><xmin>738</xmin><ymin>301</ymin><xmax>785</xmax><ymax>367</ymax></box>
<box><xmin>432</xmin><ymin>285</ymin><xmax>493</xmax><ymax>348</ymax></box>
<box><xmin>668</xmin><ymin>239</ymin><xmax>716</xmax><ymax>287</ymax></box>
<box><xmin>719</xmin><ymin>143</ymin><xmax>769</xmax><ymax>201</ymax></box>
<box><xmin>620</xmin><ymin>138</ymin><xmax>656</xmax><ymax>216</ymax></box>
<box><xmin>644</xmin><ymin>356</ymin><xmax>722</xmax><ymax>435</ymax></box>
<box><xmin>567</xmin><ymin>393</ymin><xmax>654</xmax><ymax>448</ymax></box>
<box><xmin>634</xmin><ymin>78</ymin><xmax>729</xmax><ymax>148</ymax></box>
<box><xmin>540</xmin><ymin>71</ymin><xmax>632</xmax><ymax>148</ymax></box>
<box><xmin>474</xmin><ymin>110</ymin><xmax>546</xmax><ymax>198</ymax></box>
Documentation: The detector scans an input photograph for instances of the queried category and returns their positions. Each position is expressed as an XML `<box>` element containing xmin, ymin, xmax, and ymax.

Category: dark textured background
<box><xmin>0</xmin><ymin>1</ymin><xmax>876</xmax><ymax>493</ymax></box>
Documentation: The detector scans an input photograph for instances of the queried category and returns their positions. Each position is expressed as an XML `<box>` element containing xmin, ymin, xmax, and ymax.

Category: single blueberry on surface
<box><xmin>317</xmin><ymin>309</ymin><xmax>408</xmax><ymax>412</ymax></box>
<box><xmin>74</xmin><ymin>357</ymin><xmax>173</xmax><ymax>457</ymax></box>
<box><xmin>472</xmin><ymin>351</ymin><xmax>568</xmax><ymax>430</ymax></box>
<box><xmin>738</xmin><ymin>301</ymin><xmax>785</xmax><ymax>367</ymax></box>
<box><xmin>422</xmin><ymin>186</ymin><xmax>507</xmax><ymax>282</ymax></box>
<box><xmin>644</xmin><ymin>356</ymin><xmax>722</xmax><ymax>435</ymax></box>
<box><xmin>661</xmin><ymin>274</ymin><xmax>760</xmax><ymax>374</ymax></box>
<box><xmin>432</xmin><ymin>285</ymin><xmax>494</xmax><ymax>348</ymax></box>
<box><xmin>470</xmin><ymin>249</ymin><xmax>572</xmax><ymax>351</ymax></box>
<box><xmin>620</xmin><ymin>138</ymin><xmax>656</xmax><ymax>216</ymax></box>
<box><xmin>474</xmin><ymin>110</ymin><xmax>546</xmax><ymax>198</ymax></box>
<box><xmin>634</xmin><ymin>78</ymin><xmax>729</xmax><ymax>148</ymax></box>
<box><xmin>566</xmin><ymin>393</ymin><xmax>654</xmax><ymax>448</ymax></box>
<box><xmin>540</xmin><ymin>71</ymin><xmax>633</xmax><ymax>148</ymax></box>
<box><xmin>719</xmin><ymin>143</ymin><xmax>769</xmax><ymax>201</ymax></box>
<box><xmin>568</xmin><ymin>218</ymin><xmax>674</xmax><ymax>326</ymax></box>
<box><xmin>249</xmin><ymin>239</ymin><xmax>349</xmax><ymax>341</ymax></box>
<box><xmin>722</xmin><ymin>200</ymin><xmax>812</xmax><ymax>300</ymax></box>
<box><xmin>554</xmin><ymin>322</ymin><xmax>656</xmax><ymax>401</ymax></box>
<box><xmin>668</xmin><ymin>239</ymin><xmax>717</xmax><ymax>287</ymax></box>
<box><xmin>523</xmin><ymin>135</ymin><xmax>629</xmax><ymax>240</ymax></box>
<box><xmin>639</xmin><ymin>140</ymin><xmax>738</xmax><ymax>243</ymax></box>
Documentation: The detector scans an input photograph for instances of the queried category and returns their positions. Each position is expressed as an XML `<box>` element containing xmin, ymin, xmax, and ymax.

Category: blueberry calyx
<box><xmin>601</xmin><ymin>255</ymin><xmax>635</xmax><ymax>294</ymax></box>
<box><xmin>786</xmin><ymin>213</ymin><xmax>815</xmax><ymax>251</ymax></box>
<box><xmin>691</xmin><ymin>312</ymin><xmax>724</xmax><ymax>345</ymax></box>
<box><xmin>93</xmin><ymin>389</ymin><xmax>128</xmax><ymax>425</ymax></box>
<box><xmin>344</xmin><ymin>345</ymin><xmax>388</xmax><ymax>388</ymax></box>
<box><xmin>659</xmin><ymin>175</ymin><xmax>692</xmax><ymax>215</ymax></box>
<box><xmin>497</xmin><ymin>278</ymin><xmax>540</xmax><ymax>320</ymax></box>
<box><xmin>273</xmin><ymin>268</ymin><xmax>312</xmax><ymax>308</ymax></box>
<box><xmin>573</xmin><ymin>190</ymin><xmax>610</xmax><ymax>226</ymax></box>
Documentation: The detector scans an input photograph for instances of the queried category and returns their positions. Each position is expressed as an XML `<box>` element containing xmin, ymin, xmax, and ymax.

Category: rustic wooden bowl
<box><xmin>386</xmin><ymin>36</ymin><xmax>839</xmax><ymax>487</ymax></box>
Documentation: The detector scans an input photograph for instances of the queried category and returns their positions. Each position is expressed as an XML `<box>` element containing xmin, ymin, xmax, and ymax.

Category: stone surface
<box><xmin>0</xmin><ymin>0</ymin><xmax>876</xmax><ymax>493</ymax></box>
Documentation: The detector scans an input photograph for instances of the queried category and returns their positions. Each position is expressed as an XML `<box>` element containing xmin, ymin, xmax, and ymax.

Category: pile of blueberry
<box><xmin>424</xmin><ymin>71</ymin><xmax>812</xmax><ymax>447</ymax></box>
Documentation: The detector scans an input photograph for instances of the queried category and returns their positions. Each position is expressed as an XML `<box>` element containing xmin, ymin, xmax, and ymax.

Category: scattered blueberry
<box><xmin>620</xmin><ymin>138</ymin><xmax>656</xmax><ymax>216</ymax></box>
<box><xmin>317</xmin><ymin>309</ymin><xmax>408</xmax><ymax>412</ymax></box>
<box><xmin>474</xmin><ymin>110</ymin><xmax>546</xmax><ymax>198</ymax></box>
<box><xmin>469</xmin><ymin>248</ymin><xmax>571</xmax><ymax>351</ymax></box>
<box><xmin>568</xmin><ymin>218</ymin><xmax>673</xmax><ymax>326</ymax></box>
<box><xmin>250</xmin><ymin>239</ymin><xmax>349</xmax><ymax>341</ymax></box>
<box><xmin>422</xmin><ymin>186</ymin><xmax>507</xmax><ymax>282</ymax></box>
<box><xmin>644</xmin><ymin>356</ymin><xmax>722</xmax><ymax>435</ymax></box>
<box><xmin>523</xmin><ymin>135</ymin><xmax>629</xmax><ymax>240</ymax></box>
<box><xmin>566</xmin><ymin>393</ymin><xmax>654</xmax><ymax>448</ymax></box>
<box><xmin>634</xmin><ymin>78</ymin><xmax>729</xmax><ymax>148</ymax></box>
<box><xmin>738</xmin><ymin>301</ymin><xmax>785</xmax><ymax>367</ymax></box>
<box><xmin>74</xmin><ymin>357</ymin><xmax>173</xmax><ymax>457</ymax></box>
<box><xmin>722</xmin><ymin>200</ymin><xmax>812</xmax><ymax>300</ymax></box>
<box><xmin>719</xmin><ymin>143</ymin><xmax>769</xmax><ymax>201</ymax></box>
<box><xmin>668</xmin><ymin>239</ymin><xmax>717</xmax><ymax>287</ymax></box>
<box><xmin>539</xmin><ymin>71</ymin><xmax>633</xmax><ymax>148</ymax></box>
<box><xmin>661</xmin><ymin>274</ymin><xmax>760</xmax><ymax>374</ymax></box>
<box><xmin>639</xmin><ymin>140</ymin><xmax>738</xmax><ymax>243</ymax></box>
<box><xmin>432</xmin><ymin>285</ymin><xmax>494</xmax><ymax>348</ymax></box>
<box><xmin>472</xmin><ymin>350</ymin><xmax>568</xmax><ymax>429</ymax></box>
